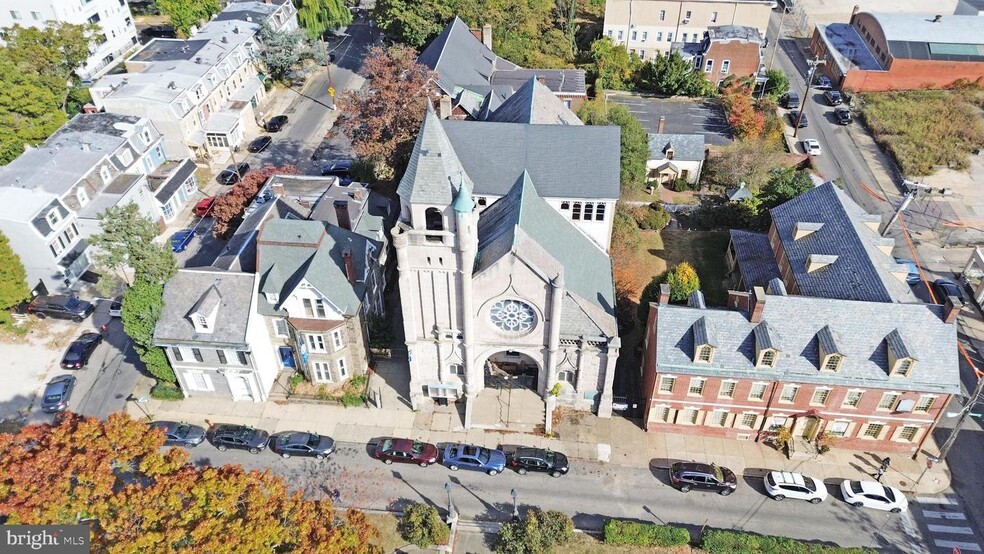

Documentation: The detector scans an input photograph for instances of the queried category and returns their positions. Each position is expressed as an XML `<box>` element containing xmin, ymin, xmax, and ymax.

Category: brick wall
<box><xmin>703</xmin><ymin>40</ymin><xmax>762</xmax><ymax>83</ymax></box>
<box><xmin>841</xmin><ymin>59</ymin><xmax>984</xmax><ymax>92</ymax></box>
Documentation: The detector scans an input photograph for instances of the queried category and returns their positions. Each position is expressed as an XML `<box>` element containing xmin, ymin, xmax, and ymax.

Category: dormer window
<box><xmin>692</xmin><ymin>316</ymin><xmax>715</xmax><ymax>363</ymax></box>
<box><xmin>100</xmin><ymin>166</ymin><xmax>112</xmax><ymax>184</ymax></box>
<box><xmin>666</xmin><ymin>147</ymin><xmax>675</xmax><ymax>160</ymax></box>
<box><xmin>896</xmin><ymin>358</ymin><xmax>914</xmax><ymax>376</ymax></box>
<box><xmin>119</xmin><ymin>149</ymin><xmax>133</xmax><ymax>166</ymax></box>
<box><xmin>265</xmin><ymin>293</ymin><xmax>279</xmax><ymax>304</ymax></box>
<box><xmin>46</xmin><ymin>208</ymin><xmax>61</xmax><ymax>227</ymax></box>
<box><xmin>886</xmin><ymin>329</ymin><xmax>916</xmax><ymax>377</ymax></box>
<box><xmin>823</xmin><ymin>354</ymin><xmax>843</xmax><ymax>372</ymax></box>
<box><xmin>141</xmin><ymin>129</ymin><xmax>152</xmax><ymax>145</ymax></box>
<box><xmin>697</xmin><ymin>345</ymin><xmax>713</xmax><ymax>363</ymax></box>
<box><xmin>195</xmin><ymin>315</ymin><xmax>209</xmax><ymax>330</ymax></box>
<box><xmin>759</xmin><ymin>349</ymin><xmax>777</xmax><ymax>368</ymax></box>
<box><xmin>817</xmin><ymin>325</ymin><xmax>844</xmax><ymax>372</ymax></box>
<box><xmin>753</xmin><ymin>321</ymin><xmax>779</xmax><ymax>368</ymax></box>
<box><xmin>190</xmin><ymin>285</ymin><xmax>221</xmax><ymax>334</ymax></box>
<box><xmin>76</xmin><ymin>188</ymin><xmax>89</xmax><ymax>207</ymax></box>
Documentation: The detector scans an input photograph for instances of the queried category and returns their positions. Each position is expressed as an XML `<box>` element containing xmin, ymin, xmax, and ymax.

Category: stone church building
<box><xmin>393</xmin><ymin>107</ymin><xmax>621</xmax><ymax>429</ymax></box>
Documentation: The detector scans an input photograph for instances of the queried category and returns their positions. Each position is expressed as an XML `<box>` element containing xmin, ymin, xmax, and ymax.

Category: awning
<box><xmin>232</xmin><ymin>76</ymin><xmax>263</xmax><ymax>102</ymax></box>
<box><xmin>204</xmin><ymin>111</ymin><xmax>241</xmax><ymax>134</ymax></box>
<box><xmin>58</xmin><ymin>240</ymin><xmax>89</xmax><ymax>268</ymax></box>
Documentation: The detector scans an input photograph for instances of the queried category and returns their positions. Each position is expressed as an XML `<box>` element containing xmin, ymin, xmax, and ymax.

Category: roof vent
<box><xmin>233</xmin><ymin>25</ymin><xmax>240</xmax><ymax>34</ymax></box>
<box><xmin>246</xmin><ymin>14</ymin><xmax>253</xmax><ymax>22</ymax></box>
<box><xmin>793</xmin><ymin>221</ymin><xmax>824</xmax><ymax>240</ymax></box>
<box><xmin>168</xmin><ymin>81</ymin><xmax>176</xmax><ymax>89</ymax></box>
<box><xmin>181</xmin><ymin>44</ymin><xmax>189</xmax><ymax>53</ymax></box>
<box><xmin>221</xmin><ymin>35</ymin><xmax>228</xmax><ymax>43</ymax></box>
<box><xmin>932</xmin><ymin>14</ymin><xmax>942</xmax><ymax>22</ymax></box>
<box><xmin>195</xmin><ymin>57</ymin><xmax>202</xmax><ymax>64</ymax></box>
<box><xmin>806</xmin><ymin>254</ymin><xmax>838</xmax><ymax>273</ymax></box>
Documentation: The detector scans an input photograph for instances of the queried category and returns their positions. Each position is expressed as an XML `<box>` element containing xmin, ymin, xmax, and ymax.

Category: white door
<box><xmin>229</xmin><ymin>375</ymin><xmax>253</xmax><ymax>401</ymax></box>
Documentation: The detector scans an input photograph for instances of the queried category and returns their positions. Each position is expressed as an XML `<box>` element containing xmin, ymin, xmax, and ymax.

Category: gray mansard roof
<box><xmin>153</xmin><ymin>269</ymin><xmax>255</xmax><ymax>348</ymax></box>
<box><xmin>769</xmin><ymin>182</ymin><xmax>914</xmax><ymax>303</ymax></box>
<box><xmin>417</xmin><ymin>17</ymin><xmax>520</xmax><ymax>97</ymax></box>
<box><xmin>648</xmin><ymin>133</ymin><xmax>706</xmax><ymax>162</ymax></box>
<box><xmin>476</xmin><ymin>172</ymin><xmax>616</xmax><ymax>337</ymax></box>
<box><xmin>653</xmin><ymin>292</ymin><xmax>959</xmax><ymax>395</ymax></box>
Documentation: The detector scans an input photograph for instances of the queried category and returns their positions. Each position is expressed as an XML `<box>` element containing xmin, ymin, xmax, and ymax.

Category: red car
<box><xmin>195</xmin><ymin>197</ymin><xmax>217</xmax><ymax>217</ymax></box>
<box><xmin>372</xmin><ymin>438</ymin><xmax>438</xmax><ymax>467</ymax></box>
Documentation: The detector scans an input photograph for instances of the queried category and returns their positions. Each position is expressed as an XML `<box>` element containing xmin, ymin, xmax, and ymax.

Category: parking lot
<box><xmin>608</xmin><ymin>93</ymin><xmax>733</xmax><ymax>146</ymax></box>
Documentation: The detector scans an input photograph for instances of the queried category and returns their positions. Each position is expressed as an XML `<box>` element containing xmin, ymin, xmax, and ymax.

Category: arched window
<box><xmin>571</xmin><ymin>202</ymin><xmax>582</xmax><ymax>220</ymax></box>
<box><xmin>557</xmin><ymin>370</ymin><xmax>575</xmax><ymax>384</ymax></box>
<box><xmin>424</xmin><ymin>207</ymin><xmax>443</xmax><ymax>231</ymax></box>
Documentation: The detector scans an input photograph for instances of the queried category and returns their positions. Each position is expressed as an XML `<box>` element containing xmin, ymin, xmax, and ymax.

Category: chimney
<box><xmin>750</xmin><ymin>286</ymin><xmax>766</xmax><ymax>323</ymax></box>
<box><xmin>932</xmin><ymin>14</ymin><xmax>942</xmax><ymax>22</ymax></box>
<box><xmin>334</xmin><ymin>200</ymin><xmax>352</xmax><ymax>230</ymax></box>
<box><xmin>537</xmin><ymin>76</ymin><xmax>546</xmax><ymax>86</ymax></box>
<box><xmin>270</xmin><ymin>182</ymin><xmax>284</xmax><ymax>197</ymax></box>
<box><xmin>81</xmin><ymin>143</ymin><xmax>90</xmax><ymax>152</ymax></box>
<box><xmin>657</xmin><ymin>116</ymin><xmax>666</xmax><ymax>134</ymax></box>
<box><xmin>439</xmin><ymin>95</ymin><xmax>452</xmax><ymax>119</ymax></box>
<box><xmin>482</xmin><ymin>24</ymin><xmax>493</xmax><ymax>51</ymax></box>
<box><xmin>943</xmin><ymin>296</ymin><xmax>962</xmax><ymax>323</ymax></box>
<box><xmin>342</xmin><ymin>248</ymin><xmax>356</xmax><ymax>284</ymax></box>
<box><xmin>727</xmin><ymin>290</ymin><xmax>750</xmax><ymax>312</ymax></box>
<box><xmin>658</xmin><ymin>283</ymin><xmax>671</xmax><ymax>305</ymax></box>
<box><xmin>850</xmin><ymin>5</ymin><xmax>861</xmax><ymax>22</ymax></box>
<box><xmin>82</xmin><ymin>104</ymin><xmax>99</xmax><ymax>114</ymax></box>
<box><xmin>353</xmin><ymin>188</ymin><xmax>365</xmax><ymax>201</ymax></box>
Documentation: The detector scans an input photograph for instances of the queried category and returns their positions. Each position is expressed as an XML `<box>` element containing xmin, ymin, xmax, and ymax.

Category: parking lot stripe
<box><xmin>915</xmin><ymin>495</ymin><xmax>958</xmax><ymax>505</ymax></box>
<box><xmin>927</xmin><ymin>524</ymin><xmax>974</xmax><ymax>535</ymax></box>
<box><xmin>934</xmin><ymin>540</ymin><xmax>982</xmax><ymax>552</ymax></box>
<box><xmin>922</xmin><ymin>510</ymin><xmax>967</xmax><ymax>520</ymax></box>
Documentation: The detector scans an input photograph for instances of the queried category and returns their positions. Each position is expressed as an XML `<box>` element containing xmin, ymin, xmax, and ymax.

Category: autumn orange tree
<box><xmin>721</xmin><ymin>76</ymin><xmax>764</xmax><ymax>140</ymax></box>
<box><xmin>333</xmin><ymin>45</ymin><xmax>437</xmax><ymax>182</ymax></box>
<box><xmin>212</xmin><ymin>165</ymin><xmax>299</xmax><ymax>238</ymax></box>
<box><xmin>0</xmin><ymin>413</ymin><xmax>379</xmax><ymax>553</ymax></box>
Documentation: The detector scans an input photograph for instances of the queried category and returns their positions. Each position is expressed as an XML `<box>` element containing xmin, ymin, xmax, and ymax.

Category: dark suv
<box><xmin>208</xmin><ymin>424</ymin><xmax>270</xmax><ymax>454</ymax></box>
<box><xmin>823</xmin><ymin>90</ymin><xmax>843</xmax><ymax>106</ymax></box>
<box><xmin>27</xmin><ymin>295</ymin><xmax>95</xmax><ymax>322</ymax></box>
<box><xmin>669</xmin><ymin>462</ymin><xmax>738</xmax><ymax>495</ymax></box>
<box><xmin>508</xmin><ymin>447</ymin><xmax>569</xmax><ymax>477</ymax></box>
<box><xmin>780</xmin><ymin>91</ymin><xmax>800</xmax><ymax>109</ymax></box>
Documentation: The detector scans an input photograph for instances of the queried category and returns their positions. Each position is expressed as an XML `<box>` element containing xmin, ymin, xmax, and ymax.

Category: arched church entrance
<box><xmin>471</xmin><ymin>350</ymin><xmax>546</xmax><ymax>431</ymax></box>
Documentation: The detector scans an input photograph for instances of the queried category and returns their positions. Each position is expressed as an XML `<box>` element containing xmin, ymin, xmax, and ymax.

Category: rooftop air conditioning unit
<box><xmin>682</xmin><ymin>18</ymin><xmax>690</xmax><ymax>24</ymax></box>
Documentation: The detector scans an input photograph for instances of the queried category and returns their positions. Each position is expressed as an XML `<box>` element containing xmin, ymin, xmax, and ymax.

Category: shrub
<box><xmin>150</xmin><ymin>382</ymin><xmax>184</xmax><ymax>401</ymax></box>
<box><xmin>702</xmin><ymin>529</ymin><xmax>876</xmax><ymax>553</ymax></box>
<box><xmin>288</xmin><ymin>373</ymin><xmax>305</xmax><ymax>388</ymax></box>
<box><xmin>603</xmin><ymin>520</ymin><xmax>691</xmax><ymax>547</ymax></box>
<box><xmin>537</xmin><ymin>510</ymin><xmax>574</xmax><ymax>547</ymax></box>
<box><xmin>495</xmin><ymin>509</ymin><xmax>573</xmax><ymax>553</ymax></box>
<box><xmin>339</xmin><ymin>392</ymin><xmax>365</xmax><ymax>407</ymax></box>
<box><xmin>398</xmin><ymin>502</ymin><xmax>449</xmax><ymax>548</ymax></box>
<box><xmin>633</xmin><ymin>203</ymin><xmax>671</xmax><ymax>230</ymax></box>
<box><xmin>140</xmin><ymin>347</ymin><xmax>177</xmax><ymax>383</ymax></box>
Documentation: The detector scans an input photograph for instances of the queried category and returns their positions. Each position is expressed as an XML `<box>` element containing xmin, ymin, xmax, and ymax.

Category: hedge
<box><xmin>603</xmin><ymin>520</ymin><xmax>691</xmax><ymax>547</ymax></box>
<box><xmin>701</xmin><ymin>530</ymin><xmax>877</xmax><ymax>553</ymax></box>
<box><xmin>150</xmin><ymin>382</ymin><xmax>185</xmax><ymax>401</ymax></box>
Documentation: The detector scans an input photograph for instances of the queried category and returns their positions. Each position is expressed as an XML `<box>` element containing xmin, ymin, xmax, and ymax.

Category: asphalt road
<box><xmin>177</xmin><ymin>438</ymin><xmax>925</xmax><ymax>551</ymax></box>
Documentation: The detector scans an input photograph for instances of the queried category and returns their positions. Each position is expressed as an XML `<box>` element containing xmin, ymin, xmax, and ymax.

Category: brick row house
<box><xmin>641</xmin><ymin>284</ymin><xmax>959</xmax><ymax>454</ymax></box>
<box><xmin>641</xmin><ymin>182</ymin><xmax>962</xmax><ymax>453</ymax></box>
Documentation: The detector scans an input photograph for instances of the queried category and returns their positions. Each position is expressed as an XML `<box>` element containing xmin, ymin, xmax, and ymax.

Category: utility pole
<box><xmin>323</xmin><ymin>37</ymin><xmax>336</xmax><ymax>110</ymax></box>
<box><xmin>937</xmin><ymin>375</ymin><xmax>984</xmax><ymax>462</ymax></box>
<box><xmin>881</xmin><ymin>189</ymin><xmax>916</xmax><ymax>237</ymax></box>
<box><xmin>793</xmin><ymin>56</ymin><xmax>825</xmax><ymax>138</ymax></box>
<box><xmin>760</xmin><ymin>7</ymin><xmax>790</xmax><ymax>99</ymax></box>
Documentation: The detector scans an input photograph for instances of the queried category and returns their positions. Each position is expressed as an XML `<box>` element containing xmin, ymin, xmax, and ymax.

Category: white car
<box><xmin>107</xmin><ymin>297</ymin><xmax>122</xmax><ymax>318</ymax></box>
<box><xmin>802</xmin><ymin>139</ymin><xmax>822</xmax><ymax>156</ymax></box>
<box><xmin>764</xmin><ymin>471</ymin><xmax>828</xmax><ymax>504</ymax></box>
<box><xmin>840</xmin><ymin>480</ymin><xmax>908</xmax><ymax>513</ymax></box>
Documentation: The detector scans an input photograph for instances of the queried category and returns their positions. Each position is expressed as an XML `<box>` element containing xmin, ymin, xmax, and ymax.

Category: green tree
<box><xmin>398</xmin><ymin>502</ymin><xmax>449</xmax><ymax>548</ymax></box>
<box><xmin>704</xmin><ymin>138</ymin><xmax>785</xmax><ymax>191</ymax></box>
<box><xmin>296</xmin><ymin>0</ymin><xmax>353</xmax><ymax>40</ymax></box>
<box><xmin>763</xmin><ymin>68</ymin><xmax>789</xmax><ymax>101</ymax></box>
<box><xmin>578</xmin><ymin>99</ymin><xmax>648</xmax><ymax>190</ymax></box>
<box><xmin>256</xmin><ymin>22</ymin><xmax>314</xmax><ymax>83</ymax></box>
<box><xmin>588</xmin><ymin>37</ymin><xmax>635</xmax><ymax>91</ymax></box>
<box><xmin>0</xmin><ymin>59</ymin><xmax>66</xmax><ymax>164</ymax></box>
<box><xmin>495</xmin><ymin>509</ymin><xmax>573</xmax><ymax>554</ymax></box>
<box><xmin>65</xmin><ymin>85</ymin><xmax>92</xmax><ymax>117</ymax></box>
<box><xmin>121</xmin><ymin>278</ymin><xmax>164</xmax><ymax>352</ymax></box>
<box><xmin>637</xmin><ymin>51</ymin><xmax>715</xmax><ymax>97</ymax></box>
<box><xmin>666</xmin><ymin>262</ymin><xmax>700</xmax><ymax>302</ymax></box>
<box><xmin>0</xmin><ymin>231</ymin><xmax>30</xmax><ymax>325</ymax></box>
<box><xmin>372</xmin><ymin>0</ymin><xmax>456</xmax><ymax>49</ymax></box>
<box><xmin>457</xmin><ymin>0</ymin><xmax>562</xmax><ymax>68</ymax></box>
<box><xmin>157</xmin><ymin>0</ymin><xmax>221</xmax><ymax>37</ymax></box>
<box><xmin>89</xmin><ymin>203</ymin><xmax>176</xmax><ymax>284</ymax></box>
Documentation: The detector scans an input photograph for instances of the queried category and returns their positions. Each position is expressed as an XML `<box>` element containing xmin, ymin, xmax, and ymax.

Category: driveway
<box><xmin>607</xmin><ymin>93</ymin><xmax>733</xmax><ymax>146</ymax></box>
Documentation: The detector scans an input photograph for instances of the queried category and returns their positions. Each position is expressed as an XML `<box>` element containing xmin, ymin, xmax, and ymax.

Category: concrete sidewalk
<box><xmin>127</xmin><ymin>358</ymin><xmax>951</xmax><ymax>496</ymax></box>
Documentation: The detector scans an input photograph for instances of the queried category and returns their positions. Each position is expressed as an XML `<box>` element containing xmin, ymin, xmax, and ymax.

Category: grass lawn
<box><xmin>365</xmin><ymin>512</ymin><xmax>407</xmax><ymax>553</ymax></box>
<box><xmin>565</xmin><ymin>533</ymin><xmax>698</xmax><ymax>553</ymax></box>
<box><xmin>859</xmin><ymin>88</ymin><xmax>984</xmax><ymax>177</ymax></box>
<box><xmin>631</xmin><ymin>229</ymin><xmax>730</xmax><ymax>306</ymax></box>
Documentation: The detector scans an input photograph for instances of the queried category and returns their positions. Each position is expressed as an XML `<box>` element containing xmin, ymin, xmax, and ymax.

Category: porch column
<box><xmin>596</xmin><ymin>336</ymin><xmax>621</xmax><ymax>419</ymax></box>
<box><xmin>544</xmin><ymin>273</ymin><xmax>565</xmax><ymax>433</ymax></box>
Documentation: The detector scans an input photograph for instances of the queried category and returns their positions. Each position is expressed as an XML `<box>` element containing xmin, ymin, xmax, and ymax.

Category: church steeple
<box><xmin>452</xmin><ymin>179</ymin><xmax>475</xmax><ymax>214</ymax></box>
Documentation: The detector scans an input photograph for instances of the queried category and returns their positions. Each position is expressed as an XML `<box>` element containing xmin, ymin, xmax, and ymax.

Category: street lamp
<box><xmin>444</xmin><ymin>482</ymin><xmax>458</xmax><ymax>524</ymax></box>
<box><xmin>510</xmin><ymin>488</ymin><xmax>519</xmax><ymax>521</ymax></box>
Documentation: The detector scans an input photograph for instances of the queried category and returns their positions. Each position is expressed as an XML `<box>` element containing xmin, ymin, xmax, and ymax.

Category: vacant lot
<box><xmin>859</xmin><ymin>88</ymin><xmax>984</xmax><ymax>177</ymax></box>
<box><xmin>629</xmin><ymin>229</ymin><xmax>730</xmax><ymax>306</ymax></box>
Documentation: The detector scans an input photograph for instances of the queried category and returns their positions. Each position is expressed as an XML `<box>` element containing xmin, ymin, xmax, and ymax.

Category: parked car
<box><xmin>149</xmin><ymin>421</ymin><xmax>207</xmax><ymax>447</ymax></box>
<box><xmin>208</xmin><ymin>424</ymin><xmax>270</xmax><ymax>454</ymax></box>
<box><xmin>802</xmin><ymin>139</ymin><xmax>822</xmax><ymax>156</ymax></box>
<box><xmin>269</xmin><ymin>431</ymin><xmax>336</xmax><ymax>459</ymax></box>
<box><xmin>508</xmin><ymin>447</ymin><xmax>569</xmax><ymax>477</ymax></box>
<box><xmin>834</xmin><ymin>106</ymin><xmax>852</xmax><ymax>125</ymax></box>
<box><xmin>787</xmin><ymin>111</ymin><xmax>808</xmax><ymax>128</ymax></box>
<box><xmin>321</xmin><ymin>159</ymin><xmax>353</xmax><ymax>178</ymax></box>
<box><xmin>41</xmin><ymin>375</ymin><xmax>76</xmax><ymax>413</ymax></box>
<box><xmin>780</xmin><ymin>91</ymin><xmax>800</xmax><ymax>109</ymax></box>
<box><xmin>142</xmin><ymin>25</ymin><xmax>177</xmax><ymax>39</ymax></box>
<box><xmin>669</xmin><ymin>462</ymin><xmax>737</xmax><ymax>495</ymax></box>
<box><xmin>764</xmin><ymin>471</ymin><xmax>828</xmax><ymax>503</ymax></box>
<box><xmin>108</xmin><ymin>297</ymin><xmax>123</xmax><ymax>317</ymax></box>
<box><xmin>823</xmin><ymin>90</ymin><xmax>843</xmax><ymax>106</ymax></box>
<box><xmin>443</xmin><ymin>443</ymin><xmax>507</xmax><ymax>475</ymax></box>
<box><xmin>840</xmin><ymin>480</ymin><xmax>908</xmax><ymax>513</ymax></box>
<box><xmin>932</xmin><ymin>278</ymin><xmax>966</xmax><ymax>304</ymax></box>
<box><xmin>170</xmin><ymin>228</ymin><xmax>195</xmax><ymax>253</ymax></box>
<box><xmin>372</xmin><ymin>437</ymin><xmax>439</xmax><ymax>467</ymax></box>
<box><xmin>265</xmin><ymin>115</ymin><xmax>289</xmax><ymax>132</ymax></box>
<box><xmin>894</xmin><ymin>257</ymin><xmax>921</xmax><ymax>285</ymax></box>
<box><xmin>814</xmin><ymin>75</ymin><xmax>832</xmax><ymax>89</ymax></box>
<box><xmin>60</xmin><ymin>332</ymin><xmax>103</xmax><ymax>369</ymax></box>
<box><xmin>247</xmin><ymin>135</ymin><xmax>272</xmax><ymax>153</ymax></box>
<box><xmin>217</xmin><ymin>163</ymin><xmax>250</xmax><ymax>185</ymax></box>
<box><xmin>194</xmin><ymin>197</ymin><xmax>217</xmax><ymax>217</ymax></box>
<box><xmin>27</xmin><ymin>295</ymin><xmax>95</xmax><ymax>322</ymax></box>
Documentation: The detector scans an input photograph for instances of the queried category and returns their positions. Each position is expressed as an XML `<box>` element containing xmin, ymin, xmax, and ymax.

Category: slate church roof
<box><xmin>487</xmin><ymin>77</ymin><xmax>582</xmax><ymax>125</ymax></box>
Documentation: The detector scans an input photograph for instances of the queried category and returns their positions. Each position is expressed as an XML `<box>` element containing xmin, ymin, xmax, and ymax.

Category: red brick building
<box><xmin>676</xmin><ymin>25</ymin><xmax>765</xmax><ymax>86</ymax></box>
<box><xmin>641</xmin><ymin>183</ymin><xmax>961</xmax><ymax>454</ymax></box>
<box><xmin>811</xmin><ymin>11</ymin><xmax>984</xmax><ymax>92</ymax></box>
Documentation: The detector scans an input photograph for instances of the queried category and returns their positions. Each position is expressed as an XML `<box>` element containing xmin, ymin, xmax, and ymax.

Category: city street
<box><xmin>182</xmin><ymin>439</ymin><xmax>924</xmax><ymax>552</ymax></box>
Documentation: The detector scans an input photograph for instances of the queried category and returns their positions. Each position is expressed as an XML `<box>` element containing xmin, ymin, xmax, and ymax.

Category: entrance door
<box><xmin>229</xmin><ymin>375</ymin><xmax>253</xmax><ymax>401</ymax></box>
<box><xmin>798</xmin><ymin>416</ymin><xmax>820</xmax><ymax>439</ymax></box>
